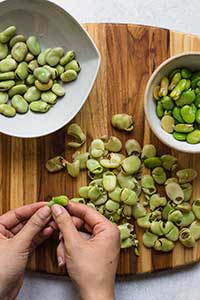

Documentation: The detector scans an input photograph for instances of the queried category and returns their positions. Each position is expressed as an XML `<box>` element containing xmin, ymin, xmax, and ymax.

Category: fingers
<box><xmin>0</xmin><ymin>224</ymin><xmax>13</xmax><ymax>239</ymax></box>
<box><xmin>67</xmin><ymin>202</ymin><xmax>109</xmax><ymax>231</ymax></box>
<box><xmin>71</xmin><ymin>216</ymin><xmax>84</xmax><ymax>229</ymax></box>
<box><xmin>51</xmin><ymin>205</ymin><xmax>81</xmax><ymax>246</ymax></box>
<box><xmin>57</xmin><ymin>240</ymin><xmax>66</xmax><ymax>267</ymax></box>
<box><xmin>15</xmin><ymin>206</ymin><xmax>51</xmax><ymax>249</ymax></box>
<box><xmin>0</xmin><ymin>202</ymin><xmax>46</xmax><ymax>229</ymax></box>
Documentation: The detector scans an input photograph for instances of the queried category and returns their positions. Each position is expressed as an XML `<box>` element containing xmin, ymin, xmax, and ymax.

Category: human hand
<box><xmin>0</xmin><ymin>203</ymin><xmax>55</xmax><ymax>300</ymax></box>
<box><xmin>52</xmin><ymin>202</ymin><xmax>120</xmax><ymax>300</ymax></box>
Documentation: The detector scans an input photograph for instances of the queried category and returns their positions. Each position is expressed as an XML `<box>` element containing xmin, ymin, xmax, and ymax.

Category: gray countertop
<box><xmin>20</xmin><ymin>0</ymin><xmax>200</xmax><ymax>299</ymax></box>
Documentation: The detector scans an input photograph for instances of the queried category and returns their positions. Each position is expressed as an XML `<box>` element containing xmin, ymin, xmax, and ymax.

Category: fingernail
<box><xmin>38</xmin><ymin>206</ymin><xmax>51</xmax><ymax>219</ymax></box>
<box><xmin>52</xmin><ymin>204</ymin><xmax>63</xmax><ymax>217</ymax></box>
<box><xmin>58</xmin><ymin>256</ymin><xmax>64</xmax><ymax>267</ymax></box>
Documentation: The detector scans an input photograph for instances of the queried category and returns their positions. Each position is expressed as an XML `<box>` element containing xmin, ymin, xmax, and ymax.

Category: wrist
<box><xmin>80</xmin><ymin>286</ymin><xmax>115</xmax><ymax>300</ymax></box>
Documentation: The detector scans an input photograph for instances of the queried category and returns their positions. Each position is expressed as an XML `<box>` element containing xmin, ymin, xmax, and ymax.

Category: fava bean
<box><xmin>24</xmin><ymin>86</ymin><xmax>41</xmax><ymax>102</ymax></box>
<box><xmin>0</xmin><ymin>42</ymin><xmax>8</xmax><ymax>59</ymax></box>
<box><xmin>159</xmin><ymin>76</ymin><xmax>169</xmax><ymax>97</ymax></box>
<box><xmin>0</xmin><ymin>92</ymin><xmax>8</xmax><ymax>104</ymax></box>
<box><xmin>165</xmin><ymin>182</ymin><xmax>184</xmax><ymax>204</ymax></box>
<box><xmin>37</xmin><ymin>48</ymin><xmax>51</xmax><ymax>66</ymax></box>
<box><xmin>161</xmin><ymin>115</ymin><xmax>174</xmax><ymax>133</ymax></box>
<box><xmin>175</xmin><ymin>90</ymin><xmax>195</xmax><ymax>107</ymax></box>
<box><xmin>173</xmin><ymin>132</ymin><xmax>186</xmax><ymax>141</ymax></box>
<box><xmin>11</xmin><ymin>95</ymin><xmax>28</xmax><ymax>113</ymax></box>
<box><xmin>15</xmin><ymin>62</ymin><xmax>29</xmax><ymax>80</ymax></box>
<box><xmin>0</xmin><ymin>80</ymin><xmax>15</xmax><ymax>91</ymax></box>
<box><xmin>35</xmin><ymin>79</ymin><xmax>53</xmax><ymax>91</ymax></box>
<box><xmin>8</xmin><ymin>84</ymin><xmax>27</xmax><ymax>98</ymax></box>
<box><xmin>168</xmin><ymin>72</ymin><xmax>181</xmax><ymax>90</ymax></box>
<box><xmin>0</xmin><ymin>58</ymin><xmax>17</xmax><ymax>72</ymax></box>
<box><xmin>174</xmin><ymin>123</ymin><xmax>194</xmax><ymax>133</ymax></box>
<box><xmin>0</xmin><ymin>26</ymin><xmax>16</xmax><ymax>43</ymax></box>
<box><xmin>142</xmin><ymin>231</ymin><xmax>158</xmax><ymax>248</ymax></box>
<box><xmin>60</xmin><ymin>50</ymin><xmax>75</xmax><ymax>66</ymax></box>
<box><xmin>65</xmin><ymin>59</ymin><xmax>81</xmax><ymax>72</ymax></box>
<box><xmin>46</xmin><ymin>47</ymin><xmax>64</xmax><ymax>67</ymax></box>
<box><xmin>176</xmin><ymin>168</ymin><xmax>197</xmax><ymax>184</ymax></box>
<box><xmin>180</xmin><ymin>104</ymin><xmax>196</xmax><ymax>123</ymax></box>
<box><xmin>9</xmin><ymin>34</ymin><xmax>26</xmax><ymax>47</ymax></box>
<box><xmin>60</xmin><ymin>69</ymin><xmax>77</xmax><ymax>82</ymax></box>
<box><xmin>27</xmin><ymin>36</ymin><xmax>41</xmax><ymax>56</ymax></box>
<box><xmin>170</xmin><ymin>79</ymin><xmax>187</xmax><ymax>100</ymax></box>
<box><xmin>156</xmin><ymin>101</ymin><xmax>164</xmax><ymax>118</ymax></box>
<box><xmin>0</xmin><ymin>103</ymin><xmax>16</xmax><ymax>117</ymax></box>
<box><xmin>41</xmin><ymin>91</ymin><xmax>57</xmax><ymax>104</ymax></box>
<box><xmin>30</xmin><ymin>101</ymin><xmax>51</xmax><ymax>113</ymax></box>
<box><xmin>45</xmin><ymin>156</ymin><xmax>66</xmax><ymax>172</ymax></box>
<box><xmin>153</xmin><ymin>85</ymin><xmax>160</xmax><ymax>100</ymax></box>
<box><xmin>187</xmin><ymin>129</ymin><xmax>200</xmax><ymax>144</ymax></box>
<box><xmin>111</xmin><ymin>113</ymin><xmax>134</xmax><ymax>131</ymax></box>
<box><xmin>34</xmin><ymin>67</ymin><xmax>52</xmax><ymax>83</ymax></box>
<box><xmin>179</xmin><ymin>228</ymin><xmax>195</xmax><ymax>248</ymax></box>
<box><xmin>0</xmin><ymin>71</ymin><xmax>15</xmax><ymax>81</ymax></box>
<box><xmin>11</xmin><ymin>42</ymin><xmax>28</xmax><ymax>62</ymax></box>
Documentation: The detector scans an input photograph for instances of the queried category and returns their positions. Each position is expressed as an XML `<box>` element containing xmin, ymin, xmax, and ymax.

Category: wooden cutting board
<box><xmin>1</xmin><ymin>23</ymin><xmax>200</xmax><ymax>275</ymax></box>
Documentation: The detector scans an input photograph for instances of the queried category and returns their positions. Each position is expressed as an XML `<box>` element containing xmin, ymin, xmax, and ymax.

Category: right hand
<box><xmin>51</xmin><ymin>202</ymin><xmax>120</xmax><ymax>300</ymax></box>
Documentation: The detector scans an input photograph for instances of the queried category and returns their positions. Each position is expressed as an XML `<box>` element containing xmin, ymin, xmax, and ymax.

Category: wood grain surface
<box><xmin>1</xmin><ymin>23</ymin><xmax>200</xmax><ymax>275</ymax></box>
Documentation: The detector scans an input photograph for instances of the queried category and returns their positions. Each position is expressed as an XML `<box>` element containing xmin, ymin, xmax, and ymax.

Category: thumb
<box><xmin>16</xmin><ymin>205</ymin><xmax>51</xmax><ymax>249</ymax></box>
<box><xmin>51</xmin><ymin>205</ymin><xmax>81</xmax><ymax>248</ymax></box>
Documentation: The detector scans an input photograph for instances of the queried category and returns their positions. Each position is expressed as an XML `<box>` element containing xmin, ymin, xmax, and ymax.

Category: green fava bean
<box><xmin>105</xmin><ymin>199</ymin><xmax>120</xmax><ymax>213</ymax></box>
<box><xmin>43</xmin><ymin>65</ymin><xmax>58</xmax><ymax>80</ymax></box>
<box><xmin>66</xmin><ymin>160</ymin><xmax>80</xmax><ymax>178</ymax></box>
<box><xmin>144</xmin><ymin>157</ymin><xmax>162</xmax><ymax>169</ymax></box>
<box><xmin>161</xmin><ymin>221</ymin><xmax>179</xmax><ymax>242</ymax></box>
<box><xmin>153</xmin><ymin>85</ymin><xmax>160</xmax><ymax>100</ymax></box>
<box><xmin>45</xmin><ymin>156</ymin><xmax>66</xmax><ymax>172</ymax></box>
<box><xmin>34</xmin><ymin>67</ymin><xmax>52</xmax><ymax>83</ymax></box>
<box><xmin>0</xmin><ymin>80</ymin><xmax>15</xmax><ymax>91</ymax></box>
<box><xmin>179</xmin><ymin>228</ymin><xmax>195</xmax><ymax>248</ymax></box>
<box><xmin>152</xmin><ymin>166</ymin><xmax>167</xmax><ymax>184</ymax></box>
<box><xmin>46</xmin><ymin>47</ymin><xmax>64</xmax><ymax>67</ymax></box>
<box><xmin>176</xmin><ymin>168</ymin><xmax>197</xmax><ymax>184</ymax></box>
<box><xmin>65</xmin><ymin>59</ymin><xmax>81</xmax><ymax>72</ymax></box>
<box><xmin>60</xmin><ymin>70</ymin><xmax>78</xmax><ymax>83</ymax></box>
<box><xmin>187</xmin><ymin>129</ymin><xmax>200</xmax><ymax>144</ymax></box>
<box><xmin>156</xmin><ymin>101</ymin><xmax>164</xmax><ymax>118</ymax></box>
<box><xmin>0</xmin><ymin>71</ymin><xmax>15</xmax><ymax>81</ymax></box>
<box><xmin>190</xmin><ymin>221</ymin><xmax>200</xmax><ymax>240</ymax></box>
<box><xmin>172</xmin><ymin>106</ymin><xmax>184</xmax><ymax>122</ymax></box>
<box><xmin>150</xmin><ymin>221</ymin><xmax>163</xmax><ymax>236</ymax></box>
<box><xmin>35</xmin><ymin>79</ymin><xmax>53</xmax><ymax>91</ymax></box>
<box><xmin>41</xmin><ymin>91</ymin><xmax>57</xmax><ymax>104</ymax></box>
<box><xmin>162</xmin><ymin>202</ymin><xmax>173</xmax><ymax>220</ymax></box>
<box><xmin>196</xmin><ymin>109</ymin><xmax>200</xmax><ymax>124</ymax></box>
<box><xmin>0</xmin><ymin>104</ymin><xmax>16</xmax><ymax>117</ymax></box>
<box><xmin>117</xmin><ymin>172</ymin><xmax>137</xmax><ymax>189</ymax></box>
<box><xmin>108</xmin><ymin>186</ymin><xmax>122</xmax><ymax>202</ymax></box>
<box><xmin>121</xmin><ymin>188</ymin><xmax>138</xmax><ymax>205</ymax></box>
<box><xmin>121</xmin><ymin>155</ymin><xmax>141</xmax><ymax>174</ymax></box>
<box><xmin>71</xmin><ymin>198</ymin><xmax>86</xmax><ymax>204</ymax></box>
<box><xmin>125</xmin><ymin>139</ymin><xmax>141</xmax><ymax>156</ymax></box>
<box><xmin>184</xmin><ymin>79</ymin><xmax>191</xmax><ymax>90</ymax></box>
<box><xmin>137</xmin><ymin>214</ymin><xmax>151</xmax><ymax>229</ymax></box>
<box><xmin>149</xmin><ymin>194</ymin><xmax>166</xmax><ymax>211</ymax></box>
<box><xmin>111</xmin><ymin>114</ymin><xmax>134</xmax><ymax>131</ymax></box>
<box><xmin>8</xmin><ymin>84</ymin><xmax>27</xmax><ymax>98</ymax></box>
<box><xmin>48</xmin><ymin>195</ymin><xmax>69</xmax><ymax>207</ymax></box>
<box><xmin>26</xmin><ymin>74</ymin><xmax>35</xmax><ymax>85</ymax></box>
<box><xmin>24</xmin><ymin>86</ymin><xmax>41</xmax><ymax>102</ymax></box>
<box><xmin>141</xmin><ymin>144</ymin><xmax>156</xmax><ymax>159</ymax></box>
<box><xmin>161</xmin><ymin>96</ymin><xmax>174</xmax><ymax>110</ymax></box>
<box><xmin>118</xmin><ymin>223</ymin><xmax>134</xmax><ymax>240</ymax></box>
<box><xmin>165</xmin><ymin>182</ymin><xmax>184</xmax><ymax>204</ymax></box>
<box><xmin>11</xmin><ymin>95</ymin><xmax>28</xmax><ymax>114</ymax></box>
<box><xmin>9</xmin><ymin>34</ymin><xmax>26</xmax><ymax>47</ymax></box>
<box><xmin>30</xmin><ymin>101</ymin><xmax>51</xmax><ymax>113</ymax></box>
<box><xmin>154</xmin><ymin>238</ymin><xmax>174</xmax><ymax>252</ymax></box>
<box><xmin>11</xmin><ymin>42</ymin><xmax>28</xmax><ymax>62</ymax></box>
<box><xmin>132</xmin><ymin>203</ymin><xmax>147</xmax><ymax>219</ymax></box>
<box><xmin>142</xmin><ymin>231</ymin><xmax>158</xmax><ymax>248</ymax></box>
<box><xmin>180</xmin><ymin>104</ymin><xmax>196</xmax><ymax>123</ymax></box>
<box><xmin>88</xmin><ymin>185</ymin><xmax>102</xmax><ymax>201</ymax></box>
<box><xmin>177</xmin><ymin>211</ymin><xmax>195</xmax><ymax>227</ymax></box>
<box><xmin>195</xmin><ymin>95</ymin><xmax>200</xmax><ymax>108</ymax></box>
<box><xmin>141</xmin><ymin>175</ymin><xmax>156</xmax><ymax>195</ymax></box>
<box><xmin>181</xmin><ymin>67</ymin><xmax>192</xmax><ymax>79</ymax></box>
<box><xmin>15</xmin><ymin>62</ymin><xmax>29</xmax><ymax>80</ymax></box>
<box><xmin>103</xmin><ymin>171</ymin><xmax>116</xmax><ymax>192</ymax></box>
<box><xmin>105</xmin><ymin>136</ymin><xmax>122</xmax><ymax>152</ymax></box>
<box><xmin>173</xmin><ymin>132</ymin><xmax>186</xmax><ymax>141</ymax></box>
<box><xmin>0</xmin><ymin>42</ymin><xmax>8</xmax><ymax>59</ymax></box>
<box><xmin>0</xmin><ymin>92</ymin><xmax>8</xmax><ymax>104</ymax></box>
<box><xmin>28</xmin><ymin>60</ymin><xmax>39</xmax><ymax>72</ymax></box>
<box><xmin>0</xmin><ymin>58</ymin><xmax>17</xmax><ymax>72</ymax></box>
<box><xmin>192</xmin><ymin>199</ymin><xmax>200</xmax><ymax>219</ymax></box>
<box><xmin>170</xmin><ymin>79</ymin><xmax>187</xmax><ymax>100</ymax></box>
<box><xmin>168</xmin><ymin>72</ymin><xmax>181</xmax><ymax>90</ymax></box>
<box><xmin>175</xmin><ymin>90</ymin><xmax>195</xmax><ymax>107</ymax></box>
<box><xmin>86</xmin><ymin>159</ymin><xmax>103</xmax><ymax>174</ymax></box>
<box><xmin>177</xmin><ymin>201</ymin><xmax>192</xmax><ymax>212</ymax></box>
<box><xmin>37</xmin><ymin>48</ymin><xmax>51</xmax><ymax>66</ymax></box>
<box><xmin>56</xmin><ymin>64</ymin><xmax>65</xmax><ymax>75</ymax></box>
<box><xmin>159</xmin><ymin>76</ymin><xmax>169</xmax><ymax>97</ymax></box>
<box><xmin>25</xmin><ymin>52</ymin><xmax>34</xmax><ymax>62</ymax></box>
<box><xmin>60</xmin><ymin>50</ymin><xmax>75</xmax><ymax>65</ymax></box>
<box><xmin>51</xmin><ymin>83</ymin><xmax>65</xmax><ymax>97</ymax></box>
<box><xmin>0</xmin><ymin>26</ymin><xmax>16</xmax><ymax>43</ymax></box>
<box><xmin>78</xmin><ymin>186</ymin><xmax>90</xmax><ymax>198</ymax></box>
<box><xmin>90</xmin><ymin>139</ymin><xmax>104</xmax><ymax>157</ymax></box>
<box><xmin>27</xmin><ymin>36</ymin><xmax>41</xmax><ymax>56</ymax></box>
<box><xmin>73</xmin><ymin>152</ymin><xmax>89</xmax><ymax>170</ymax></box>
<box><xmin>174</xmin><ymin>123</ymin><xmax>194</xmax><ymax>133</ymax></box>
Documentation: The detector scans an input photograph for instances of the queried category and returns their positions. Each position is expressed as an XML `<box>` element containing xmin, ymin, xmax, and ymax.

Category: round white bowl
<box><xmin>144</xmin><ymin>52</ymin><xmax>200</xmax><ymax>153</ymax></box>
<box><xmin>0</xmin><ymin>0</ymin><xmax>100</xmax><ymax>138</ymax></box>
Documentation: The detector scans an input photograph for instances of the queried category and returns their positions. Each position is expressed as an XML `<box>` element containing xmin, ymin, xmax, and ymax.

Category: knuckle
<box><xmin>29</xmin><ymin>216</ymin><xmax>43</xmax><ymax>229</ymax></box>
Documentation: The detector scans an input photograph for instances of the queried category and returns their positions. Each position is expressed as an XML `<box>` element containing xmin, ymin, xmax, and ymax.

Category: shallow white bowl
<box><xmin>144</xmin><ymin>52</ymin><xmax>200</xmax><ymax>153</ymax></box>
<box><xmin>0</xmin><ymin>0</ymin><xmax>100</xmax><ymax>138</ymax></box>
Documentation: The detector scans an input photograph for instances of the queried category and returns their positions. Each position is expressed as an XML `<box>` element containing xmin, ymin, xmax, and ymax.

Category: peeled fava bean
<box><xmin>66</xmin><ymin>160</ymin><xmax>80</xmax><ymax>178</ymax></box>
<box><xmin>111</xmin><ymin>113</ymin><xmax>134</xmax><ymax>131</ymax></box>
<box><xmin>141</xmin><ymin>144</ymin><xmax>156</xmax><ymax>159</ymax></box>
<box><xmin>161</xmin><ymin>154</ymin><xmax>177</xmax><ymax>171</ymax></box>
<box><xmin>121</xmin><ymin>188</ymin><xmax>138</xmax><ymax>205</ymax></box>
<box><xmin>121</xmin><ymin>155</ymin><xmax>141</xmax><ymax>175</ymax></box>
<box><xmin>132</xmin><ymin>203</ymin><xmax>146</xmax><ymax>219</ymax></box>
<box><xmin>30</xmin><ymin>101</ymin><xmax>51</xmax><ymax>113</ymax></box>
<box><xmin>103</xmin><ymin>171</ymin><xmax>116</xmax><ymax>192</ymax></box>
<box><xmin>143</xmin><ymin>231</ymin><xmax>158</xmax><ymax>248</ymax></box>
<box><xmin>11</xmin><ymin>95</ymin><xmax>28</xmax><ymax>114</ymax></box>
<box><xmin>152</xmin><ymin>166</ymin><xmax>167</xmax><ymax>184</ymax></box>
<box><xmin>125</xmin><ymin>139</ymin><xmax>141</xmax><ymax>156</ymax></box>
<box><xmin>46</xmin><ymin>156</ymin><xmax>66</xmax><ymax>172</ymax></box>
<box><xmin>105</xmin><ymin>136</ymin><xmax>122</xmax><ymax>152</ymax></box>
<box><xmin>141</xmin><ymin>175</ymin><xmax>156</xmax><ymax>195</ymax></box>
<box><xmin>0</xmin><ymin>104</ymin><xmax>16</xmax><ymax>117</ymax></box>
<box><xmin>67</xmin><ymin>123</ymin><xmax>86</xmax><ymax>148</ymax></box>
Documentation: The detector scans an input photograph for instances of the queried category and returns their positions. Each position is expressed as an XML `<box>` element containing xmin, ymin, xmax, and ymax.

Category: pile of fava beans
<box><xmin>154</xmin><ymin>67</ymin><xmax>200</xmax><ymax>144</ymax></box>
<box><xmin>0</xmin><ymin>25</ymin><xmax>80</xmax><ymax>117</ymax></box>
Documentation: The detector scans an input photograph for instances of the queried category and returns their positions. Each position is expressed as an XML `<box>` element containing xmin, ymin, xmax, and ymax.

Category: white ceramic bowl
<box><xmin>144</xmin><ymin>52</ymin><xmax>200</xmax><ymax>153</ymax></box>
<box><xmin>0</xmin><ymin>0</ymin><xmax>100</xmax><ymax>138</ymax></box>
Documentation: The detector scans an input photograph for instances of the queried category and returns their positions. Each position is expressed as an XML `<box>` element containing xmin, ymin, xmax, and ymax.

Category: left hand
<box><xmin>0</xmin><ymin>203</ymin><xmax>55</xmax><ymax>300</ymax></box>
